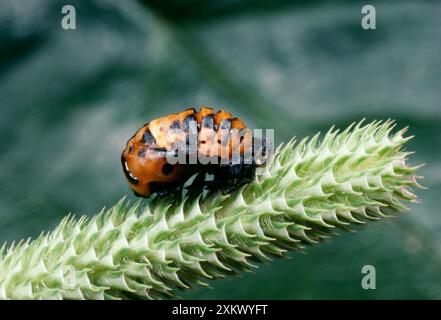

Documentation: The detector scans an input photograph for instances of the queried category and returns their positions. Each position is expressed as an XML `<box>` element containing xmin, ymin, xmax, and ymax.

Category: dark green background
<box><xmin>1</xmin><ymin>0</ymin><xmax>440</xmax><ymax>299</ymax></box>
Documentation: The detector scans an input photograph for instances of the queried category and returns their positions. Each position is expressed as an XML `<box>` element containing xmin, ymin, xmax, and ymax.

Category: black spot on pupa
<box><xmin>162</xmin><ymin>163</ymin><xmax>173</xmax><ymax>175</ymax></box>
<box><xmin>185</xmin><ymin>107</ymin><xmax>196</xmax><ymax>113</ymax></box>
<box><xmin>142</xmin><ymin>130</ymin><xmax>155</xmax><ymax>145</ymax></box>
<box><xmin>201</xmin><ymin>114</ymin><xmax>214</xmax><ymax>128</ymax></box>
<box><xmin>129</xmin><ymin>145</ymin><xmax>134</xmax><ymax>153</ymax></box>
<box><xmin>183</xmin><ymin>114</ymin><xmax>197</xmax><ymax>132</ymax></box>
<box><xmin>152</xmin><ymin>147</ymin><xmax>167</xmax><ymax>153</ymax></box>
<box><xmin>138</xmin><ymin>149</ymin><xmax>146</xmax><ymax>158</ymax></box>
<box><xmin>170</xmin><ymin>120</ymin><xmax>181</xmax><ymax>129</ymax></box>
<box><xmin>218</xmin><ymin>134</ymin><xmax>229</xmax><ymax>146</ymax></box>
<box><xmin>220</xmin><ymin>119</ymin><xmax>232</xmax><ymax>130</ymax></box>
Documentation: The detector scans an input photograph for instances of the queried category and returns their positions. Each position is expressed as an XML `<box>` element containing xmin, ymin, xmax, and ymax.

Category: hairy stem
<box><xmin>0</xmin><ymin>120</ymin><xmax>422</xmax><ymax>299</ymax></box>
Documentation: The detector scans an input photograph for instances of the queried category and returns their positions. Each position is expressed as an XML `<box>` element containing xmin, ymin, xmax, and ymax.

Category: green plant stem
<box><xmin>0</xmin><ymin>120</ymin><xmax>422</xmax><ymax>299</ymax></box>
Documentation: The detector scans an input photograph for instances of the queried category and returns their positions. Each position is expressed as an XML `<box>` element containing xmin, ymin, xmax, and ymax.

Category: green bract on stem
<box><xmin>0</xmin><ymin>120</ymin><xmax>423</xmax><ymax>299</ymax></box>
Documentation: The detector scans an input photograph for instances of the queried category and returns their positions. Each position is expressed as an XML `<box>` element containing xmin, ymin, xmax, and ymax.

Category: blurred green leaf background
<box><xmin>1</xmin><ymin>0</ymin><xmax>440</xmax><ymax>299</ymax></box>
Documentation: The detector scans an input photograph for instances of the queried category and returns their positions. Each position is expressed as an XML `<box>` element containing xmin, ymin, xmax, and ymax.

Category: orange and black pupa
<box><xmin>121</xmin><ymin>106</ymin><xmax>264</xmax><ymax>197</ymax></box>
